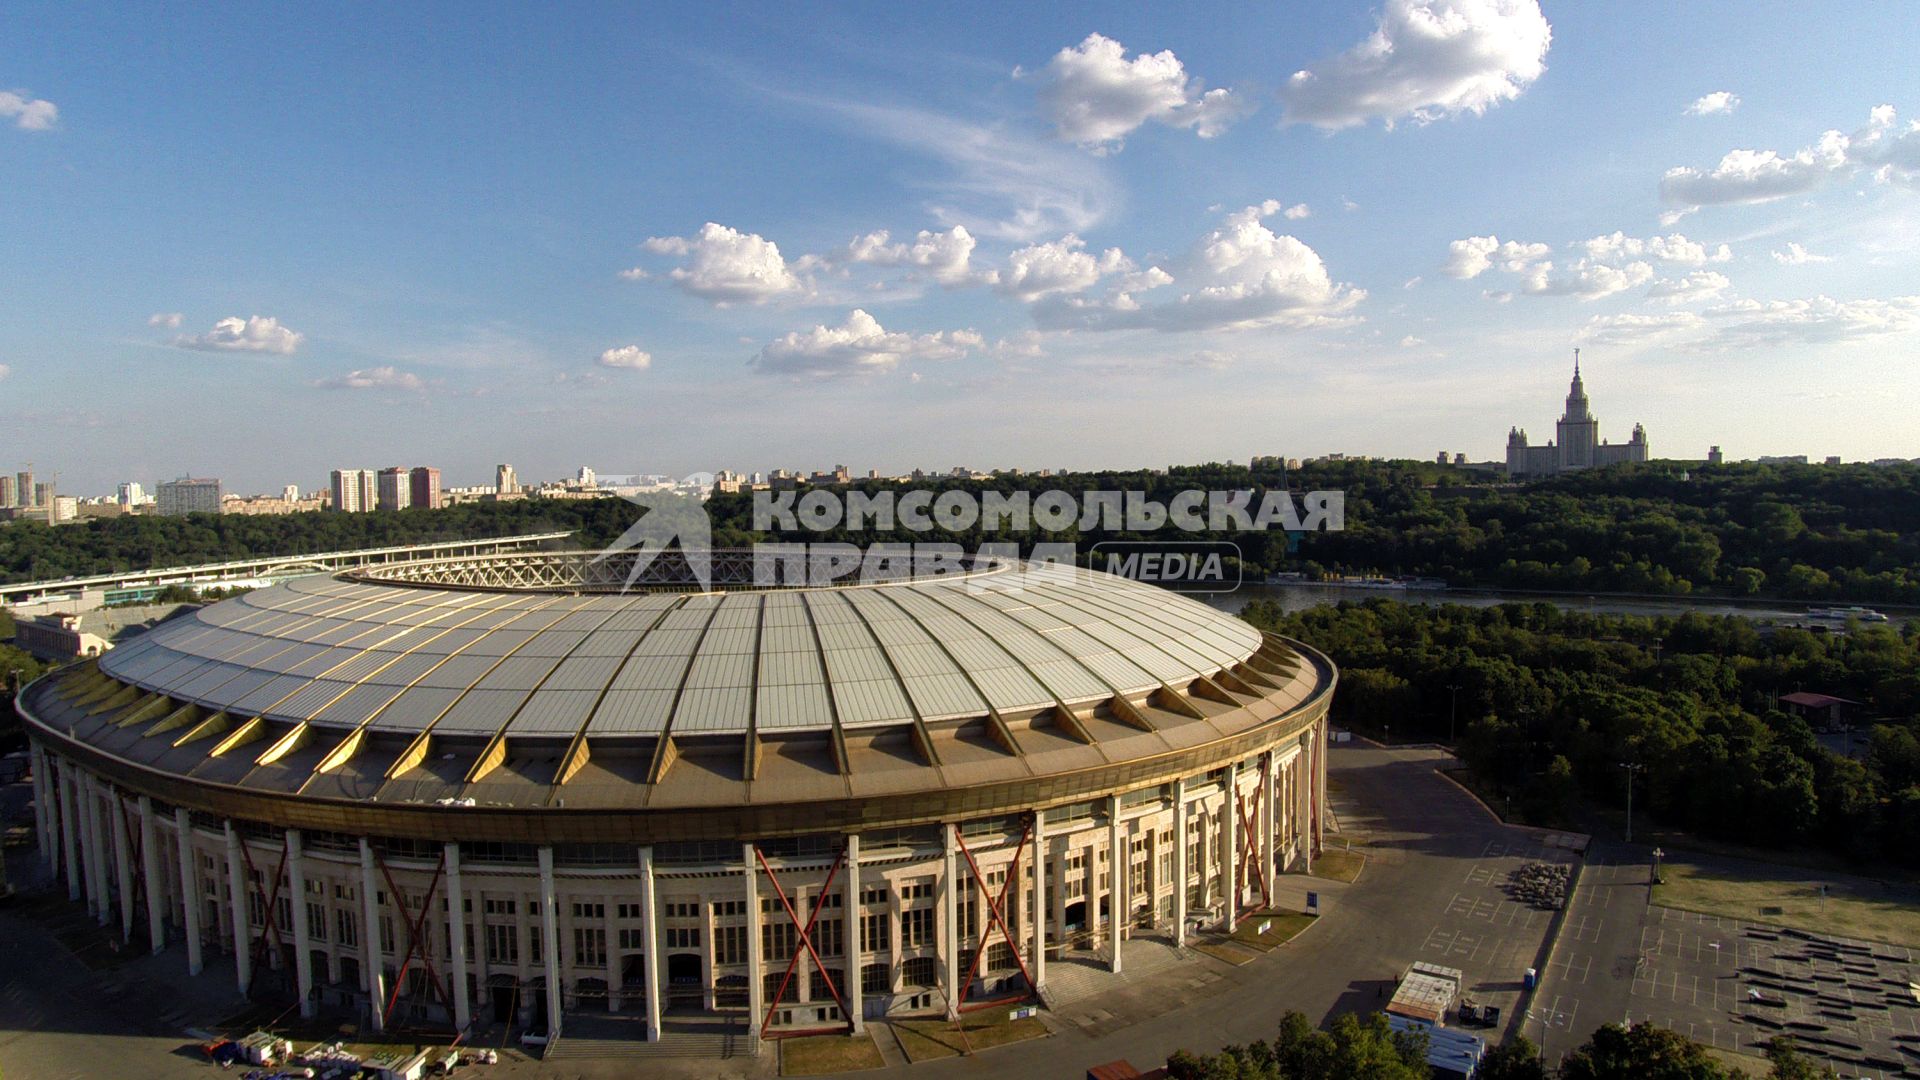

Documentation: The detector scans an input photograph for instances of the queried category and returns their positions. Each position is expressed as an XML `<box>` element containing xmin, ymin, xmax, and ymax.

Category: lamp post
<box><xmin>1446</xmin><ymin>683</ymin><xmax>1462</xmax><ymax>744</ymax></box>
<box><xmin>1619</xmin><ymin>762</ymin><xmax>1646</xmax><ymax>845</ymax></box>
<box><xmin>1651</xmin><ymin>847</ymin><xmax>1664</xmax><ymax>886</ymax></box>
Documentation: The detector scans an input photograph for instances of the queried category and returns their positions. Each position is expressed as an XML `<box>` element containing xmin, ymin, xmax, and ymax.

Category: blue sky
<box><xmin>3</xmin><ymin>2</ymin><xmax>1918</xmax><ymax>494</ymax></box>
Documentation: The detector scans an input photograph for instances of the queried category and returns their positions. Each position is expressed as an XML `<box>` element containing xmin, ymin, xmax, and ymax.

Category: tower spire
<box><xmin>1573</xmin><ymin>346</ymin><xmax>1580</xmax><ymax>377</ymax></box>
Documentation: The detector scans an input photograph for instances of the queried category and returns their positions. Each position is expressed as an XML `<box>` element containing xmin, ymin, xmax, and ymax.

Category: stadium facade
<box><xmin>18</xmin><ymin>551</ymin><xmax>1334</xmax><ymax>1052</ymax></box>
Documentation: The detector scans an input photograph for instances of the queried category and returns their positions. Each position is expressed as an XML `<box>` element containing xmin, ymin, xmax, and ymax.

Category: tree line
<box><xmin>6</xmin><ymin>461</ymin><xmax>1920</xmax><ymax>602</ymax></box>
<box><xmin>1166</xmin><ymin>1012</ymin><xmax>1839</xmax><ymax>1079</ymax></box>
<box><xmin>1242</xmin><ymin>598</ymin><xmax>1920</xmax><ymax>864</ymax></box>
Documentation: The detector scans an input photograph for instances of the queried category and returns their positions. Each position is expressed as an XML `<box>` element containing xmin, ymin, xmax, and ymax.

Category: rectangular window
<box><xmin>307</xmin><ymin>902</ymin><xmax>328</xmax><ymax>941</ymax></box>
<box><xmin>336</xmin><ymin>910</ymin><xmax>358</xmax><ymax>948</ymax></box>
<box><xmin>573</xmin><ymin>926</ymin><xmax>606</xmax><ymax>967</ymax></box>
<box><xmin>380</xmin><ymin>916</ymin><xmax>395</xmax><ymax>955</ymax></box>
<box><xmin>814</xmin><ymin>918</ymin><xmax>844</xmax><ymax>957</ymax></box>
<box><xmin>486</xmin><ymin>923</ymin><xmax>517</xmax><ymax>965</ymax></box>
<box><xmin>617</xmin><ymin>903</ymin><xmax>645</xmax><ymax>920</ymax></box>
<box><xmin>899</xmin><ymin>908</ymin><xmax>934</xmax><ymax>949</ymax></box>
<box><xmin>760</xmin><ymin>922</ymin><xmax>796</xmax><ymax>960</ymax></box>
<box><xmin>484</xmin><ymin>898</ymin><xmax>517</xmax><ymax>917</ymax></box>
<box><xmin>859</xmin><ymin>887</ymin><xmax>887</xmax><ymax>906</ymax></box>
<box><xmin>571</xmin><ymin>902</ymin><xmax>605</xmax><ymax>920</ymax></box>
<box><xmin>529</xmin><ymin>927</ymin><xmax>542</xmax><ymax>965</ymax></box>
<box><xmin>617</xmin><ymin>928</ymin><xmax>646</xmax><ymax>951</ymax></box>
<box><xmin>860</xmin><ymin>913</ymin><xmax>890</xmax><ymax>953</ymax></box>
<box><xmin>666</xmin><ymin>902</ymin><xmax>699</xmax><ymax>919</ymax></box>
<box><xmin>666</xmin><ymin>927</ymin><xmax>701</xmax><ymax>950</ymax></box>
<box><xmin>713</xmin><ymin>924</ymin><xmax>748</xmax><ymax>965</ymax></box>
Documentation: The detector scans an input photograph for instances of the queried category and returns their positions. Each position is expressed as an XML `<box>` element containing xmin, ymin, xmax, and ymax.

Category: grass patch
<box><xmin>1194</xmin><ymin>942</ymin><xmax>1257</xmax><ymax>966</ymax></box>
<box><xmin>1230</xmin><ymin>912</ymin><xmax>1318</xmax><ymax>952</ymax></box>
<box><xmin>781</xmin><ymin>1031</ymin><xmax>884</xmax><ymax>1075</ymax></box>
<box><xmin>892</xmin><ymin>1012</ymin><xmax>1048</xmax><ymax>1062</ymax></box>
<box><xmin>1653</xmin><ymin>856</ymin><xmax>1920</xmax><ymax>946</ymax></box>
<box><xmin>1311</xmin><ymin>849</ymin><xmax>1366</xmax><ymax>884</ymax></box>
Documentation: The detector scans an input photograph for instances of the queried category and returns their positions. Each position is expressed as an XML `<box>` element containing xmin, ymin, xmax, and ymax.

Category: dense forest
<box><xmin>1167</xmin><ymin>1012</ymin><xmax>1839</xmax><ymax>1079</ymax></box>
<box><xmin>1244</xmin><ymin>598</ymin><xmax>1920</xmax><ymax>864</ymax></box>
<box><xmin>7</xmin><ymin>460</ymin><xmax>1920</xmax><ymax>602</ymax></box>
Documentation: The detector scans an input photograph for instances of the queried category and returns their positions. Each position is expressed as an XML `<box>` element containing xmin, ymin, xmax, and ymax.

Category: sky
<box><xmin>3</xmin><ymin>1</ymin><xmax>1919</xmax><ymax>494</ymax></box>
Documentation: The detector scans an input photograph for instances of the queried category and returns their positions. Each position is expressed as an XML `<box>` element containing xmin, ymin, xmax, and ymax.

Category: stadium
<box><xmin>17</xmin><ymin>549</ymin><xmax>1334</xmax><ymax>1054</ymax></box>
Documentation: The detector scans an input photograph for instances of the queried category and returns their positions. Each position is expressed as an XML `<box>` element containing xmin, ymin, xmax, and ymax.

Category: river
<box><xmin>1197</xmin><ymin>582</ymin><xmax>1909</xmax><ymax>626</ymax></box>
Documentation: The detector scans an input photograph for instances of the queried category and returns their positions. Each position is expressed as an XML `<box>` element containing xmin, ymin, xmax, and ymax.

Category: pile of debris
<box><xmin>1505</xmin><ymin>862</ymin><xmax>1570</xmax><ymax>910</ymax></box>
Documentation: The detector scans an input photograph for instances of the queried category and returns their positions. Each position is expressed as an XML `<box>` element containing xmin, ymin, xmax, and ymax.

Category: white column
<box><xmin>446</xmin><ymin>842</ymin><xmax>470</xmax><ymax>1032</ymax></box>
<box><xmin>638</xmin><ymin>846</ymin><xmax>661</xmax><ymax>1043</ymax></box>
<box><xmin>224</xmin><ymin>822</ymin><xmax>253</xmax><ymax>994</ymax></box>
<box><xmin>537</xmin><ymin>846</ymin><xmax>561</xmax><ymax>1040</ymax></box>
<box><xmin>359</xmin><ymin>838</ymin><xmax>385</xmax><ymax>1032</ymax></box>
<box><xmin>110</xmin><ymin>790</ymin><xmax>136</xmax><ymax>938</ymax></box>
<box><xmin>139</xmin><ymin>797</ymin><xmax>166</xmax><ymax>954</ymax></box>
<box><xmin>176</xmin><ymin>808</ymin><xmax>203</xmax><ymax>975</ymax></box>
<box><xmin>1030</xmin><ymin>811</ymin><xmax>1046</xmax><ymax>992</ymax></box>
<box><xmin>1315</xmin><ymin>721</ymin><xmax>1329</xmax><ymax>855</ymax></box>
<box><xmin>603</xmin><ymin>893</ymin><xmax>620</xmax><ymax>1013</ymax></box>
<box><xmin>1172</xmin><ymin>779</ymin><xmax>1188</xmax><ymax>946</ymax></box>
<box><xmin>1108</xmin><ymin>796</ymin><xmax>1124</xmax><ymax>973</ymax></box>
<box><xmin>942</xmin><ymin>823</ymin><xmax>960</xmax><ymax>1019</ymax></box>
<box><xmin>843</xmin><ymin>834</ymin><xmax>862</xmax><ymax>1033</ymax></box>
<box><xmin>288</xmin><ymin>830</ymin><xmax>314</xmax><ymax>1018</ymax></box>
<box><xmin>742</xmin><ymin>843</ymin><xmax>762</xmax><ymax>1055</ymax></box>
<box><xmin>80</xmin><ymin>774</ymin><xmax>108</xmax><ymax>923</ymax></box>
<box><xmin>1261</xmin><ymin>752</ymin><xmax>1277</xmax><ymax>901</ymax></box>
<box><xmin>1222</xmin><ymin>762</ymin><xmax>1238</xmax><ymax>934</ymax></box>
<box><xmin>58</xmin><ymin>761</ymin><xmax>82</xmax><ymax>901</ymax></box>
<box><xmin>31</xmin><ymin>745</ymin><xmax>54</xmax><ymax>873</ymax></box>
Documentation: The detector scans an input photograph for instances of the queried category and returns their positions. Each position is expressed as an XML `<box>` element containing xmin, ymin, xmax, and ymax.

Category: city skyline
<box><xmin>4</xmin><ymin>3</ymin><xmax>1919</xmax><ymax>492</ymax></box>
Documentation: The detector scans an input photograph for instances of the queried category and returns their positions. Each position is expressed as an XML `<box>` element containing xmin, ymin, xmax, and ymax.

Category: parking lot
<box><xmin>1410</xmin><ymin>836</ymin><xmax>1581</xmax><ymax>1039</ymax></box>
<box><xmin>1534</xmin><ymin>846</ymin><xmax>1920</xmax><ymax>1078</ymax></box>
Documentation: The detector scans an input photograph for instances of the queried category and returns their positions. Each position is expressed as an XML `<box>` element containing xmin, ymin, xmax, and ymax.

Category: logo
<box><xmin>1088</xmin><ymin>540</ymin><xmax>1242</xmax><ymax>593</ymax></box>
<box><xmin>592</xmin><ymin>480</ymin><xmax>714</xmax><ymax>592</ymax></box>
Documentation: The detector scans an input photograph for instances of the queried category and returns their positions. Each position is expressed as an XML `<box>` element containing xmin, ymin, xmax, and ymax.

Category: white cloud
<box><xmin>1442</xmin><ymin>235</ymin><xmax>1550</xmax><ymax>279</ymax></box>
<box><xmin>997</xmin><ymin>234</ymin><xmax>1132</xmax><ymax>302</ymax></box>
<box><xmin>1576</xmin><ymin>311</ymin><xmax>1707</xmax><ymax>347</ymax></box>
<box><xmin>311</xmin><ymin>366</ymin><xmax>426</xmax><ymax>391</ymax></box>
<box><xmin>1281</xmin><ymin>203</ymin><xmax>1311</xmax><ymax>220</ymax></box>
<box><xmin>596</xmin><ymin>345</ymin><xmax>653</xmax><ymax>370</ymax></box>
<box><xmin>1449</xmin><ymin>231</ymin><xmax>1727</xmax><ymax>301</ymax></box>
<box><xmin>1400</xmin><ymin>335</ymin><xmax>1426</xmax><ymax>347</ymax></box>
<box><xmin>0</xmin><ymin>364</ymin><xmax>10</xmax><ymax>381</ymax></box>
<box><xmin>1685</xmin><ymin>91</ymin><xmax>1740</xmax><ymax>117</ymax></box>
<box><xmin>753</xmin><ymin>309</ymin><xmax>983</xmax><ymax>378</ymax></box>
<box><xmin>1771</xmin><ymin>242</ymin><xmax>1831</xmax><ymax>265</ymax></box>
<box><xmin>1850</xmin><ymin>105</ymin><xmax>1920</xmax><ymax>189</ymax></box>
<box><xmin>1032</xmin><ymin>201</ymin><xmax>1364</xmax><ymax>332</ymax></box>
<box><xmin>1660</xmin><ymin>105</ymin><xmax>1920</xmax><ymax>209</ymax></box>
<box><xmin>807</xmin><ymin>97</ymin><xmax>1115</xmax><ymax>241</ymax></box>
<box><xmin>1579</xmin><ymin>294</ymin><xmax>1920</xmax><ymax>350</ymax></box>
<box><xmin>636</xmin><ymin>222</ymin><xmax>806</xmax><ymax>305</ymax></box>
<box><xmin>1279</xmin><ymin>0</ymin><xmax>1551</xmax><ymax>130</ymax></box>
<box><xmin>1645</xmin><ymin>270</ymin><xmax>1731</xmax><ymax>305</ymax></box>
<box><xmin>0</xmin><ymin>90</ymin><xmax>57</xmax><ymax>131</ymax></box>
<box><xmin>1579</xmin><ymin>231</ymin><xmax>1731</xmax><ymax>266</ymax></box>
<box><xmin>842</xmin><ymin>225</ymin><xmax>996</xmax><ymax>286</ymax></box>
<box><xmin>1704</xmin><ymin>295</ymin><xmax>1920</xmax><ymax>347</ymax></box>
<box><xmin>1033</xmin><ymin>33</ymin><xmax>1244</xmax><ymax>152</ymax></box>
<box><xmin>173</xmin><ymin>315</ymin><xmax>304</xmax><ymax>355</ymax></box>
<box><xmin>147</xmin><ymin>312</ymin><xmax>183</xmax><ymax>329</ymax></box>
<box><xmin>1517</xmin><ymin>259</ymin><xmax>1654</xmax><ymax>300</ymax></box>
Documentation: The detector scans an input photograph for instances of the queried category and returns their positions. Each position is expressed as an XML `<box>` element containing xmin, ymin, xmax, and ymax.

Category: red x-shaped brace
<box><xmin>952</xmin><ymin>821</ymin><xmax>1039</xmax><ymax>1013</ymax></box>
<box><xmin>753</xmin><ymin>846</ymin><xmax>850</xmax><ymax>1037</ymax></box>
<box><xmin>1234</xmin><ymin>784</ymin><xmax>1271</xmax><ymax>915</ymax></box>
<box><xmin>376</xmin><ymin>852</ymin><xmax>454</xmax><ymax>1029</ymax></box>
<box><xmin>234</xmin><ymin>834</ymin><xmax>291</xmax><ymax>962</ymax></box>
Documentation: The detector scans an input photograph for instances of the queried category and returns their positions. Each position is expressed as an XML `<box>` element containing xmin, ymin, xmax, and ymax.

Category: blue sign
<box><xmin>1306</xmin><ymin>891</ymin><xmax>1319</xmax><ymax>913</ymax></box>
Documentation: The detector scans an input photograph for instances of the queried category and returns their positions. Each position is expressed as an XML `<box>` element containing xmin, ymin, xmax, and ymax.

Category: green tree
<box><xmin>1764</xmin><ymin>1036</ymin><xmax>1839</xmax><ymax>1079</ymax></box>
<box><xmin>1477</xmin><ymin>1036</ymin><xmax>1550</xmax><ymax>1080</ymax></box>
<box><xmin>1558</xmin><ymin>1022</ymin><xmax>1735</xmax><ymax>1080</ymax></box>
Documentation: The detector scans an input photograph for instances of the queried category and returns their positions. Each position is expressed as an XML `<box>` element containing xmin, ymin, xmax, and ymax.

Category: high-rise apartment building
<box><xmin>117</xmin><ymin>481</ymin><xmax>146</xmax><ymax>507</ymax></box>
<box><xmin>496</xmin><ymin>463</ymin><xmax>517</xmax><ymax>495</ymax></box>
<box><xmin>0</xmin><ymin>475</ymin><xmax>14</xmax><ymax>507</ymax></box>
<box><xmin>17</xmin><ymin>471</ymin><xmax>35</xmax><ymax>507</ymax></box>
<box><xmin>156</xmin><ymin>477</ymin><xmax>223</xmax><ymax>517</ymax></box>
<box><xmin>34</xmin><ymin>482</ymin><xmax>56</xmax><ymax>509</ymax></box>
<box><xmin>408</xmin><ymin>466</ymin><xmax>442</xmax><ymax>510</ymax></box>
<box><xmin>377</xmin><ymin>467</ymin><xmax>411</xmax><ymax>511</ymax></box>
<box><xmin>283</xmin><ymin>484</ymin><xmax>299</xmax><ymax>502</ymax></box>
<box><xmin>330</xmin><ymin>469</ymin><xmax>376</xmax><ymax>512</ymax></box>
